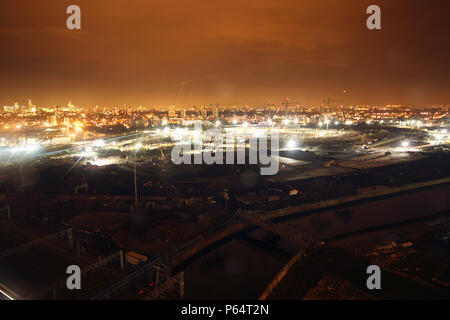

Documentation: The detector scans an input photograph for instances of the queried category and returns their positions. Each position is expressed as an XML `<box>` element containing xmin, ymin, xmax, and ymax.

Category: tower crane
<box><xmin>281</xmin><ymin>99</ymin><xmax>301</xmax><ymax>120</ymax></box>
<box><xmin>209</xmin><ymin>102</ymin><xmax>240</xmax><ymax>120</ymax></box>
<box><xmin>281</xmin><ymin>99</ymin><xmax>301</xmax><ymax>108</ymax></box>
<box><xmin>322</xmin><ymin>97</ymin><xmax>344</xmax><ymax>129</ymax></box>
<box><xmin>323</xmin><ymin>97</ymin><xmax>344</xmax><ymax>115</ymax></box>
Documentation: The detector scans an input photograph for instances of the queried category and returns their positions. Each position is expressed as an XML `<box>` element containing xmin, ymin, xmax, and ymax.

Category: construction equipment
<box><xmin>209</xmin><ymin>102</ymin><xmax>240</xmax><ymax>120</ymax></box>
<box><xmin>280</xmin><ymin>99</ymin><xmax>302</xmax><ymax>121</ymax></box>
<box><xmin>321</xmin><ymin>97</ymin><xmax>344</xmax><ymax>129</ymax></box>
<box><xmin>323</xmin><ymin>97</ymin><xmax>344</xmax><ymax>113</ymax></box>
<box><xmin>281</xmin><ymin>99</ymin><xmax>301</xmax><ymax>116</ymax></box>
<box><xmin>281</xmin><ymin>99</ymin><xmax>301</xmax><ymax>108</ymax></box>
<box><xmin>324</xmin><ymin>160</ymin><xmax>336</xmax><ymax>168</ymax></box>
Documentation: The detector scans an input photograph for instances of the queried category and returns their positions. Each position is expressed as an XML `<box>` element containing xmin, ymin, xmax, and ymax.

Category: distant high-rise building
<box><xmin>168</xmin><ymin>108</ymin><xmax>176</xmax><ymax>118</ymax></box>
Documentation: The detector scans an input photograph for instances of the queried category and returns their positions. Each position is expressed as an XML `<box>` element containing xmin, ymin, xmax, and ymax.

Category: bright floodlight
<box><xmin>242</xmin><ymin>121</ymin><xmax>249</xmax><ymax>127</ymax></box>
<box><xmin>287</xmin><ymin>140</ymin><xmax>296</xmax><ymax>149</ymax></box>
<box><xmin>215</xmin><ymin>120</ymin><xmax>221</xmax><ymax>127</ymax></box>
<box><xmin>26</xmin><ymin>144</ymin><xmax>40</xmax><ymax>152</ymax></box>
<box><xmin>232</xmin><ymin>119</ymin><xmax>238</xmax><ymax>125</ymax></box>
<box><xmin>136</xmin><ymin>143</ymin><xmax>142</xmax><ymax>150</ymax></box>
<box><xmin>283</xmin><ymin>119</ymin><xmax>290</xmax><ymax>125</ymax></box>
<box><xmin>401</xmin><ymin>141</ymin><xmax>410</xmax><ymax>147</ymax></box>
<box><xmin>93</xmin><ymin>140</ymin><xmax>105</xmax><ymax>147</ymax></box>
<box><xmin>83</xmin><ymin>146</ymin><xmax>94</xmax><ymax>157</ymax></box>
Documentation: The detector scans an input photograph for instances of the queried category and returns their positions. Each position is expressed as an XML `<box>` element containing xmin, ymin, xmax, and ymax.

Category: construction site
<box><xmin>0</xmin><ymin>119</ymin><xmax>449</xmax><ymax>300</ymax></box>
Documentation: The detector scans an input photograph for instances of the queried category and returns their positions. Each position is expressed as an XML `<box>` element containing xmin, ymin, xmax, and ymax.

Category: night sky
<box><xmin>0</xmin><ymin>0</ymin><xmax>449</xmax><ymax>107</ymax></box>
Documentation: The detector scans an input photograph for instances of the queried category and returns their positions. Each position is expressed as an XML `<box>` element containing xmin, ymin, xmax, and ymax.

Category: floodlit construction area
<box><xmin>0</xmin><ymin>120</ymin><xmax>449</xmax><ymax>300</ymax></box>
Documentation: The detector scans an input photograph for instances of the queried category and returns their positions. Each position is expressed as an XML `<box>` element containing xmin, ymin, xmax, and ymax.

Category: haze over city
<box><xmin>1</xmin><ymin>0</ymin><xmax>449</xmax><ymax>107</ymax></box>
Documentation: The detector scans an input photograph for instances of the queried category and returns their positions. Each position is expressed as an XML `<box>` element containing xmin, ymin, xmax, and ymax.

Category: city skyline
<box><xmin>2</xmin><ymin>98</ymin><xmax>449</xmax><ymax>111</ymax></box>
<box><xmin>1</xmin><ymin>0</ymin><xmax>449</xmax><ymax>107</ymax></box>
